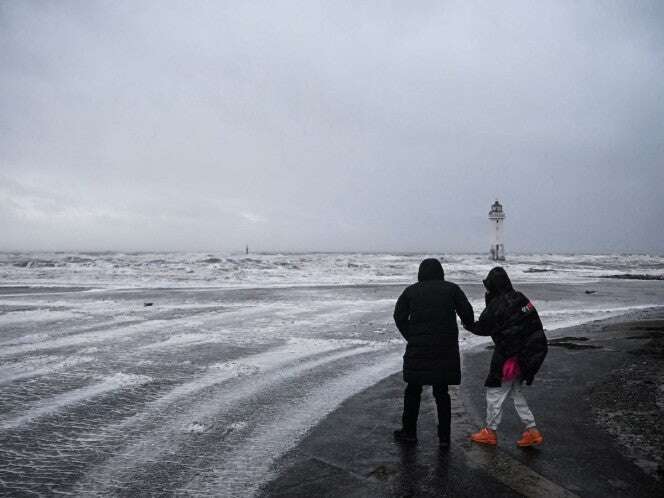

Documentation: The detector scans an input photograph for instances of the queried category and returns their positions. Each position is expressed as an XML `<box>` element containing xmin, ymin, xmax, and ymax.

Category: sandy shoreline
<box><xmin>261</xmin><ymin>308</ymin><xmax>664</xmax><ymax>497</ymax></box>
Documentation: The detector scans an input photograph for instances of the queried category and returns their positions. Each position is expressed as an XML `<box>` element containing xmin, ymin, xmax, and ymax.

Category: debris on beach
<box><xmin>186</xmin><ymin>422</ymin><xmax>206</xmax><ymax>433</ymax></box>
<box><xmin>548</xmin><ymin>337</ymin><xmax>600</xmax><ymax>350</ymax></box>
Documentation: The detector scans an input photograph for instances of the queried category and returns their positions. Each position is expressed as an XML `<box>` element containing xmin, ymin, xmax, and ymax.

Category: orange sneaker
<box><xmin>470</xmin><ymin>428</ymin><xmax>497</xmax><ymax>446</ymax></box>
<box><xmin>517</xmin><ymin>428</ymin><xmax>543</xmax><ymax>447</ymax></box>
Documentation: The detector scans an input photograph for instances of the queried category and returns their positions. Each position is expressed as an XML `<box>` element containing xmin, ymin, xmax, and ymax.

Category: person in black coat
<box><xmin>393</xmin><ymin>258</ymin><xmax>474</xmax><ymax>447</ymax></box>
<box><xmin>466</xmin><ymin>266</ymin><xmax>548</xmax><ymax>447</ymax></box>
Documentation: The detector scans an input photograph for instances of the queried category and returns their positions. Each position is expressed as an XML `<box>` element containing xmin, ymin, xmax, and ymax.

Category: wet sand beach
<box><xmin>262</xmin><ymin>309</ymin><xmax>664</xmax><ymax>497</ymax></box>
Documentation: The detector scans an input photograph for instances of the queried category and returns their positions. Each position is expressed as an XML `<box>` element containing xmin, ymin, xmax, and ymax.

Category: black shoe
<box><xmin>437</xmin><ymin>425</ymin><xmax>450</xmax><ymax>448</ymax></box>
<box><xmin>393</xmin><ymin>429</ymin><xmax>417</xmax><ymax>444</ymax></box>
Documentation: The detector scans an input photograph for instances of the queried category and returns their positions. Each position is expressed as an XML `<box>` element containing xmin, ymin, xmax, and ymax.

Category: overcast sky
<box><xmin>1</xmin><ymin>1</ymin><xmax>663</xmax><ymax>253</ymax></box>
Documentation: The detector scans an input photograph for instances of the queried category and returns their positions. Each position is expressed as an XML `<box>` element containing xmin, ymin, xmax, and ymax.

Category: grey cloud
<box><xmin>1</xmin><ymin>1</ymin><xmax>663</xmax><ymax>252</ymax></box>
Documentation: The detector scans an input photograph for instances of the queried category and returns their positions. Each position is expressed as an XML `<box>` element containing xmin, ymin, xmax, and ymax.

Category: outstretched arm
<box><xmin>470</xmin><ymin>307</ymin><xmax>496</xmax><ymax>336</ymax></box>
<box><xmin>454</xmin><ymin>285</ymin><xmax>474</xmax><ymax>330</ymax></box>
<box><xmin>393</xmin><ymin>289</ymin><xmax>410</xmax><ymax>339</ymax></box>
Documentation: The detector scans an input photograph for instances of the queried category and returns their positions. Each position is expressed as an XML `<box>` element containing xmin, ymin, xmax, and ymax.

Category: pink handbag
<box><xmin>502</xmin><ymin>356</ymin><xmax>521</xmax><ymax>381</ymax></box>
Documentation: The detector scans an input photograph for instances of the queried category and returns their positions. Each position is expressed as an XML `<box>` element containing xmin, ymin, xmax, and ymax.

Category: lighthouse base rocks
<box><xmin>490</xmin><ymin>243</ymin><xmax>505</xmax><ymax>261</ymax></box>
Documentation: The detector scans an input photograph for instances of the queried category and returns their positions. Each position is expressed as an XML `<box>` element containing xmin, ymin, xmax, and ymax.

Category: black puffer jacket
<box><xmin>394</xmin><ymin>259</ymin><xmax>474</xmax><ymax>385</ymax></box>
<box><xmin>470</xmin><ymin>267</ymin><xmax>548</xmax><ymax>387</ymax></box>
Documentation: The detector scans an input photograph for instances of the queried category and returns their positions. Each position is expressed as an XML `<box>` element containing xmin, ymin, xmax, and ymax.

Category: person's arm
<box><xmin>393</xmin><ymin>288</ymin><xmax>411</xmax><ymax>339</ymax></box>
<box><xmin>474</xmin><ymin>292</ymin><xmax>528</xmax><ymax>337</ymax></box>
<box><xmin>454</xmin><ymin>285</ymin><xmax>474</xmax><ymax>330</ymax></box>
<box><xmin>468</xmin><ymin>304</ymin><xmax>500</xmax><ymax>336</ymax></box>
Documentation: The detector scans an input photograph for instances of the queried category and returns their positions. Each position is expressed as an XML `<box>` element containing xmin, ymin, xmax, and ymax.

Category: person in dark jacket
<box><xmin>393</xmin><ymin>258</ymin><xmax>474</xmax><ymax>448</ymax></box>
<box><xmin>466</xmin><ymin>266</ymin><xmax>548</xmax><ymax>447</ymax></box>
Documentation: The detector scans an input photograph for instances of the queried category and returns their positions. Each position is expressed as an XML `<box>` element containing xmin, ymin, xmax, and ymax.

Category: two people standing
<box><xmin>393</xmin><ymin>259</ymin><xmax>547</xmax><ymax>449</ymax></box>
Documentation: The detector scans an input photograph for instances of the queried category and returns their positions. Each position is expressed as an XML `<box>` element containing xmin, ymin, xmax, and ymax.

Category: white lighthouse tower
<box><xmin>488</xmin><ymin>200</ymin><xmax>506</xmax><ymax>261</ymax></box>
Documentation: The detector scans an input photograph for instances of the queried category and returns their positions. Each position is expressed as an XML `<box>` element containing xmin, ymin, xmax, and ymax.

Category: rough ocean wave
<box><xmin>1</xmin><ymin>251</ymin><xmax>663</xmax><ymax>290</ymax></box>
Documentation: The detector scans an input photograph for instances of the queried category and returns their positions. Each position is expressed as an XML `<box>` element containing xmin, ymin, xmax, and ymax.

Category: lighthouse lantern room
<box><xmin>488</xmin><ymin>200</ymin><xmax>506</xmax><ymax>261</ymax></box>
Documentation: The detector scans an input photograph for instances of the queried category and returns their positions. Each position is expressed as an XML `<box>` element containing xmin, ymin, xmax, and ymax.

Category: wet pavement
<box><xmin>262</xmin><ymin>314</ymin><xmax>664</xmax><ymax>497</ymax></box>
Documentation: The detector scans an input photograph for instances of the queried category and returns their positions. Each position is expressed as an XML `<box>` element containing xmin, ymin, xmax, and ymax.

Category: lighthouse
<box><xmin>488</xmin><ymin>200</ymin><xmax>505</xmax><ymax>261</ymax></box>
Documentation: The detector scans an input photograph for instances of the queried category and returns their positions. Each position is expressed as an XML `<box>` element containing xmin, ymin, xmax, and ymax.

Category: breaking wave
<box><xmin>1</xmin><ymin>252</ymin><xmax>663</xmax><ymax>290</ymax></box>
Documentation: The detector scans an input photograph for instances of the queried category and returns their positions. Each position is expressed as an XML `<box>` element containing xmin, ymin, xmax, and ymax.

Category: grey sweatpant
<box><xmin>485</xmin><ymin>379</ymin><xmax>536</xmax><ymax>430</ymax></box>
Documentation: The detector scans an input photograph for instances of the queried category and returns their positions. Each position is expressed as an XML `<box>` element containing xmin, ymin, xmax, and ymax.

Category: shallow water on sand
<box><xmin>0</xmin><ymin>277</ymin><xmax>662</xmax><ymax>494</ymax></box>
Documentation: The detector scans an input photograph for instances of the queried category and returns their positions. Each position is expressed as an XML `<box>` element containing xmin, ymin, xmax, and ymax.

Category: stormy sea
<box><xmin>1</xmin><ymin>252</ymin><xmax>663</xmax><ymax>495</ymax></box>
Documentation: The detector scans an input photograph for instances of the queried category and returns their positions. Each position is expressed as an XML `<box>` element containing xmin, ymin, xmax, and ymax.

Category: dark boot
<box><xmin>433</xmin><ymin>384</ymin><xmax>451</xmax><ymax>449</ymax></box>
<box><xmin>393</xmin><ymin>429</ymin><xmax>418</xmax><ymax>444</ymax></box>
<box><xmin>438</xmin><ymin>425</ymin><xmax>450</xmax><ymax>449</ymax></box>
<box><xmin>398</xmin><ymin>383</ymin><xmax>422</xmax><ymax>444</ymax></box>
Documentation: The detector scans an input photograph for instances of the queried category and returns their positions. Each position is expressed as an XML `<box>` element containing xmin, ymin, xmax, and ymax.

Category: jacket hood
<box><xmin>418</xmin><ymin>258</ymin><xmax>445</xmax><ymax>282</ymax></box>
<box><xmin>483</xmin><ymin>266</ymin><xmax>513</xmax><ymax>294</ymax></box>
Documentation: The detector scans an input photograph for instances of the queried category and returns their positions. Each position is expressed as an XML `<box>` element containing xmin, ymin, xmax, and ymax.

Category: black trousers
<box><xmin>402</xmin><ymin>383</ymin><xmax>451</xmax><ymax>441</ymax></box>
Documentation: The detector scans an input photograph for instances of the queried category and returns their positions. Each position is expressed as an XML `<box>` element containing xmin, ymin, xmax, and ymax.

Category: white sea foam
<box><xmin>140</xmin><ymin>332</ymin><xmax>218</xmax><ymax>349</ymax></box>
<box><xmin>0</xmin><ymin>373</ymin><xmax>152</xmax><ymax>430</ymax></box>
<box><xmin>73</xmin><ymin>343</ymin><xmax>394</xmax><ymax>493</ymax></box>
<box><xmin>0</xmin><ymin>302</ymin><xmax>268</xmax><ymax>356</ymax></box>
<box><xmin>110</xmin><ymin>338</ymin><xmax>378</xmax><ymax>431</ymax></box>
<box><xmin>1</xmin><ymin>251</ymin><xmax>662</xmax><ymax>289</ymax></box>
<box><xmin>0</xmin><ymin>332</ymin><xmax>50</xmax><ymax>346</ymax></box>
<box><xmin>0</xmin><ymin>355</ymin><xmax>94</xmax><ymax>385</ymax></box>
<box><xmin>0</xmin><ymin>309</ymin><xmax>78</xmax><ymax>325</ymax></box>
<box><xmin>537</xmin><ymin>304</ymin><xmax>664</xmax><ymax>330</ymax></box>
<box><xmin>0</xmin><ymin>320</ymin><xmax>171</xmax><ymax>356</ymax></box>
<box><xmin>179</xmin><ymin>354</ymin><xmax>402</xmax><ymax>496</ymax></box>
